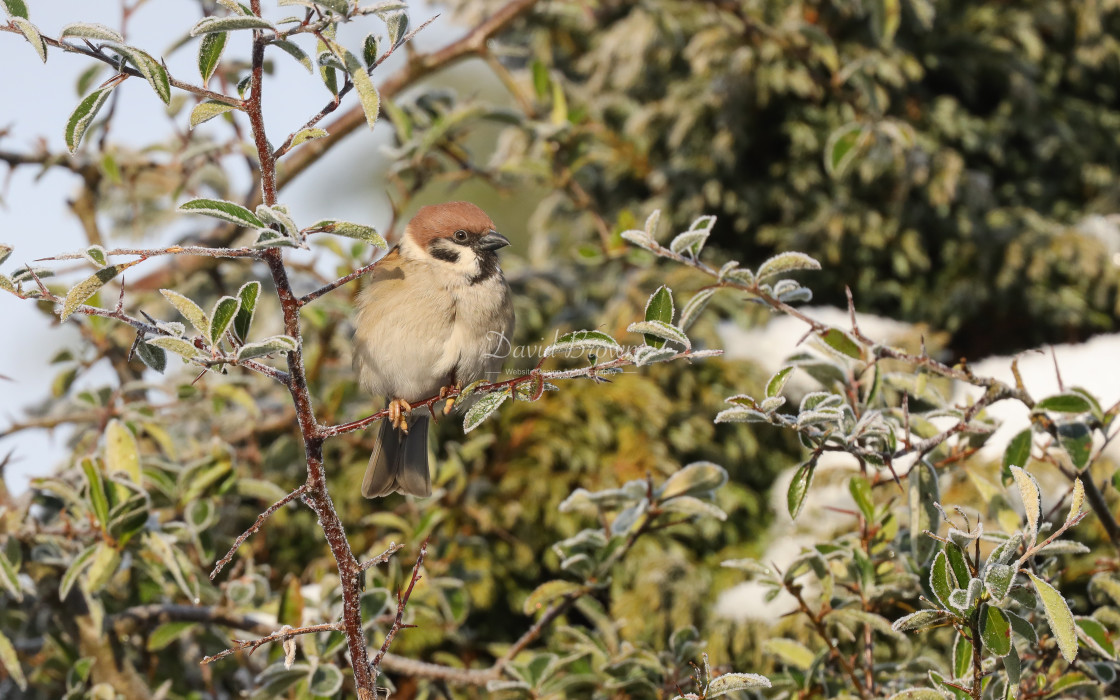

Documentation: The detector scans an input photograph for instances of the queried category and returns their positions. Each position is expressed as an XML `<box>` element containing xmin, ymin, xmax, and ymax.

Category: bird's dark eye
<box><xmin>453</xmin><ymin>229</ymin><xmax>469</xmax><ymax>243</ymax></box>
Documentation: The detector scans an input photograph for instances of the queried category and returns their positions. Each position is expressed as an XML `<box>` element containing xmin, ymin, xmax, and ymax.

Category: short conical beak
<box><xmin>476</xmin><ymin>231</ymin><xmax>511</xmax><ymax>251</ymax></box>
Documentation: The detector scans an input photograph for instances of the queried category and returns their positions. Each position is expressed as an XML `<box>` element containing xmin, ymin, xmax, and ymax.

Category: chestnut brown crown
<box><xmin>406</xmin><ymin>202</ymin><xmax>497</xmax><ymax>248</ymax></box>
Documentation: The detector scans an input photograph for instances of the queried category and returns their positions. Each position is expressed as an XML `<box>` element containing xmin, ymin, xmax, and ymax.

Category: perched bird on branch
<box><xmin>353</xmin><ymin>202</ymin><xmax>514</xmax><ymax>497</ymax></box>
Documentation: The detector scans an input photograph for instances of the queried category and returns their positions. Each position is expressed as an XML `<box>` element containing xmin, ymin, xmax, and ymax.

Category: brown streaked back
<box><xmin>406</xmin><ymin>202</ymin><xmax>496</xmax><ymax>248</ymax></box>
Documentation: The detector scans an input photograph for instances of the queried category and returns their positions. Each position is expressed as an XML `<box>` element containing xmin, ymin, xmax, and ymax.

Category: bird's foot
<box><xmin>439</xmin><ymin>383</ymin><xmax>461</xmax><ymax>415</ymax></box>
<box><xmin>388</xmin><ymin>398</ymin><xmax>412</xmax><ymax>433</ymax></box>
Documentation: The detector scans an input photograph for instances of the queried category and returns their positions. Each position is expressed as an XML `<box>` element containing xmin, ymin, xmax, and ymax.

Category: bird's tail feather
<box><xmin>362</xmin><ymin>414</ymin><xmax>431</xmax><ymax>498</ymax></box>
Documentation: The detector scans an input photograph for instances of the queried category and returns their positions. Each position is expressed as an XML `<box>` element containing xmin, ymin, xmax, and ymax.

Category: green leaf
<box><xmin>65</xmin><ymin>87</ymin><xmax>114</xmax><ymax>153</ymax></box>
<box><xmin>148</xmin><ymin>336</ymin><xmax>201</xmax><ymax>360</ymax></box>
<box><xmin>1067</xmin><ymin>478</ymin><xmax>1085</xmax><ymax>525</ymax></box>
<box><xmin>848</xmin><ymin>476</ymin><xmax>874</xmax><ymax>520</ymax></box>
<box><xmin>658</xmin><ymin>495</ymin><xmax>726</xmax><ymax>520</ymax></box>
<box><xmin>982</xmin><ymin>606</ymin><xmax>1012</xmax><ymax>656</ymax></box>
<box><xmin>763</xmin><ymin>638</ymin><xmax>815</xmax><ymax>670</ymax></box>
<box><xmin>1009</xmin><ymin>466</ymin><xmax>1041</xmax><ymax>543</ymax></box>
<box><xmin>627</xmin><ymin>320</ymin><xmax>690</xmax><ymax>349</ymax></box>
<box><xmin>1076</xmin><ymin>617</ymin><xmax>1115</xmax><ymax>659</ymax></box>
<box><xmin>179</xmin><ymin>197</ymin><xmax>265</xmax><ymax>229</ymax></box>
<box><xmin>189</xmin><ymin>100</ymin><xmax>239</xmax><ymax>128</ymax></box>
<box><xmin>766</xmin><ymin>366</ymin><xmax>794</xmax><ymax>398</ymax></box>
<box><xmin>0</xmin><ymin>548</ymin><xmax>21</xmax><ymax>602</ymax></box>
<box><xmin>464</xmin><ymin>389</ymin><xmax>511</xmax><ymax>433</ymax></box>
<box><xmin>930</xmin><ymin>550</ymin><xmax>957</xmax><ymax>612</ymax></box>
<box><xmin>1006</xmin><ymin>609</ymin><xmax>1037</xmax><ymax>644</ymax></box>
<box><xmin>102</xmin><ymin>42</ymin><xmax>170</xmax><ymax>104</ymax></box>
<box><xmin>1028</xmin><ymin>572</ymin><xmax>1077</xmax><ymax>663</ymax></box>
<box><xmin>1036</xmin><ymin>393</ymin><xmax>1093</xmax><ymax>413</ymax></box>
<box><xmin>198</xmin><ymin>30</ymin><xmax>227</xmax><ymax>82</ymax></box>
<box><xmin>237</xmin><ymin>335</ymin><xmax>297</xmax><ymax>360</ymax></box>
<box><xmin>59</xmin><ymin>544</ymin><xmax>97</xmax><ymax>600</ymax></box>
<box><xmin>84</xmin><ymin>245</ymin><xmax>108</xmax><ymax>267</ymax></box>
<box><xmin>679</xmin><ymin>288</ymin><xmax>716</xmax><ymax>331</ymax></box>
<box><xmin>756</xmin><ymin>251</ymin><xmax>822</xmax><ymax>280</ymax></box>
<box><xmin>0</xmin><ymin>629</ymin><xmax>26</xmax><ymax>691</ymax></box>
<box><xmin>144</xmin><ymin>531</ymin><xmax>196</xmax><ymax>600</ymax></box>
<box><xmin>255</xmin><ymin>205</ymin><xmax>298</xmax><ymax>237</ymax></box>
<box><xmin>346</xmin><ymin>48</ymin><xmax>380</xmax><ymax>129</ymax></box>
<box><xmin>11</xmin><ymin>17</ymin><xmax>46</xmax><ymax>62</ymax></box>
<box><xmin>309</xmin><ymin>664</ymin><xmax>344</xmax><ymax>696</ymax></box>
<box><xmin>190</xmin><ymin>15</ymin><xmax>276</xmax><ymax>36</ymax></box>
<box><xmin>787</xmin><ymin>459</ymin><xmax>816</xmax><ymax>519</ymax></box>
<box><xmin>384</xmin><ymin>10</ymin><xmax>409</xmax><ymax>47</ymax></box>
<box><xmin>543</xmin><ymin>330</ymin><xmax>621</xmax><ymax>358</ymax></box>
<box><xmin>1058</xmin><ymin>421</ymin><xmax>1092</xmax><ymax>470</ymax></box>
<box><xmin>209</xmin><ymin>295</ymin><xmax>241</xmax><ymax>345</ymax></box>
<box><xmin>1002</xmin><ymin>429</ymin><xmax>1031</xmax><ymax>485</ymax></box>
<box><xmin>233</xmin><ymin>280</ymin><xmax>260</xmax><ymax>341</ymax></box>
<box><xmin>160</xmin><ymin>288</ymin><xmax>210</xmax><ymax>336</ymax></box>
<box><xmin>135</xmin><ymin>336</ymin><xmax>168</xmax><ymax>369</ymax></box>
<box><xmin>1</xmin><ymin>0</ymin><xmax>28</xmax><ymax>19</ymax></box>
<box><xmin>60</xmin><ymin>22</ymin><xmax>124</xmax><ymax>42</ymax></box>
<box><xmin>86</xmin><ymin>541</ymin><xmax>121</xmax><ymax>592</ymax></box>
<box><xmin>660</xmin><ymin>462</ymin><xmax>728</xmax><ymax>500</ymax></box>
<box><xmin>309</xmin><ymin>219</ymin><xmax>387</xmax><ymax>247</ymax></box>
<box><xmin>818</xmin><ymin>328</ymin><xmax>863</xmax><ymax>360</ymax></box>
<box><xmin>871</xmin><ymin>0</ymin><xmax>901</xmax><ymax>45</ymax></box>
<box><xmin>105</xmin><ymin>419</ymin><xmax>141</xmax><ymax>482</ymax></box>
<box><xmin>891</xmin><ymin>609</ymin><xmax>951</xmax><ymax>632</ymax></box>
<box><xmin>824</xmin><ymin>122</ymin><xmax>868</xmax><ymax>178</ymax></box>
<box><xmin>61</xmin><ymin>259</ymin><xmax>140</xmax><ymax>320</ymax></box>
<box><xmin>147</xmin><ymin>621</ymin><xmax>197</xmax><ymax>651</ymax></box>
<box><xmin>953</xmin><ymin>633</ymin><xmax>973</xmax><ymax>679</ymax></box>
<box><xmin>269</xmin><ymin>38</ymin><xmax>312</xmax><ymax>72</ymax></box>
<box><xmin>643</xmin><ymin>285</ymin><xmax>674</xmax><ymax>348</ymax></box>
<box><xmin>707</xmin><ymin>672</ymin><xmax>771</xmax><ymax>695</ymax></box>
<box><xmin>669</xmin><ymin>230</ymin><xmax>708</xmax><ymax>258</ymax></box>
<box><xmin>363</xmin><ymin>33</ymin><xmax>381</xmax><ymax>68</ymax></box>
<box><xmin>983</xmin><ymin>564</ymin><xmax>1014</xmax><ymax>602</ymax></box>
<box><xmin>887</xmin><ymin>691</ymin><xmax>943</xmax><ymax>700</ymax></box>
<box><xmin>0</xmin><ymin>244</ymin><xmax>11</xmax><ymax>266</ymax></box>
<box><xmin>289</xmin><ymin>127</ymin><xmax>327</xmax><ymax>148</ymax></box>
<box><xmin>523</xmin><ymin>580</ymin><xmax>581</xmax><ymax>615</ymax></box>
<box><xmin>531</xmin><ymin>59</ymin><xmax>549</xmax><ymax>98</ymax></box>
<box><xmin>945</xmin><ymin>543</ymin><xmax>970</xmax><ymax>588</ymax></box>
<box><xmin>107</xmin><ymin>493</ymin><xmax>149</xmax><ymax>543</ymax></box>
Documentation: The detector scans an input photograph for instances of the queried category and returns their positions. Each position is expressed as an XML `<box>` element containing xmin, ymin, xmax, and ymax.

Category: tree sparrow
<box><xmin>353</xmin><ymin>202</ymin><xmax>514</xmax><ymax>497</ymax></box>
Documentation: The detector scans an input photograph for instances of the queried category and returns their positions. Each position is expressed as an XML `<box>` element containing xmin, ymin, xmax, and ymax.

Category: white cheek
<box><xmin>434</xmin><ymin>242</ymin><xmax>480</xmax><ymax>279</ymax></box>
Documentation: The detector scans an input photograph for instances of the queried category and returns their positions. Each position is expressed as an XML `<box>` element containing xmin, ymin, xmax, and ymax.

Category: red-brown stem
<box><xmin>371</xmin><ymin>538</ymin><xmax>429</xmax><ymax>673</ymax></box>
<box><xmin>210</xmin><ymin>483</ymin><xmax>309</xmax><ymax>580</ymax></box>
<box><xmin>245</xmin><ymin>0</ymin><xmax>376</xmax><ymax>691</ymax></box>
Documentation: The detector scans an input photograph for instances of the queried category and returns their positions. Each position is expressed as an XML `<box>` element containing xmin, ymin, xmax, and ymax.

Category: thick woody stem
<box><xmin>246</xmin><ymin>1</ymin><xmax>375</xmax><ymax>691</ymax></box>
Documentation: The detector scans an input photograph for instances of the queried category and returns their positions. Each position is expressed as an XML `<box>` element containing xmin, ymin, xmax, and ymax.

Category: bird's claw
<box><xmin>439</xmin><ymin>383</ymin><xmax>461</xmax><ymax>415</ymax></box>
<box><xmin>388</xmin><ymin>398</ymin><xmax>412</xmax><ymax>433</ymax></box>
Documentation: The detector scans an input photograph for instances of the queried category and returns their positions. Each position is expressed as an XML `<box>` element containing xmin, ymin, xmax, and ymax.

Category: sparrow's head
<box><xmin>402</xmin><ymin>202</ymin><xmax>511</xmax><ymax>284</ymax></box>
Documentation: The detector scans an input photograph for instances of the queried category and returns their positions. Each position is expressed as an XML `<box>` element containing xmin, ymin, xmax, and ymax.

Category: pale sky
<box><xmin>0</xmin><ymin>0</ymin><xmax>456</xmax><ymax>492</ymax></box>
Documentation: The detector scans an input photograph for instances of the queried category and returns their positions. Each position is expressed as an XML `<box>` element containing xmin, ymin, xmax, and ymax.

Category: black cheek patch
<box><xmin>430</xmin><ymin>245</ymin><xmax>460</xmax><ymax>264</ymax></box>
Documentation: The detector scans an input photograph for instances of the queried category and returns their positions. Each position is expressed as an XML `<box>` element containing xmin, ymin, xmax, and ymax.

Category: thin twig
<box><xmin>210</xmin><ymin>483</ymin><xmax>309</xmax><ymax>580</ymax></box>
<box><xmin>38</xmin><ymin>246</ymin><xmax>261</xmax><ymax>261</ymax></box>
<box><xmin>318</xmin><ymin>348</ymin><xmax>723</xmax><ymax>438</ymax></box>
<box><xmin>200</xmin><ymin>622</ymin><xmax>344</xmax><ymax>664</ymax></box>
<box><xmin>371</xmin><ymin>538</ymin><xmax>429</xmax><ymax>673</ymax></box>
<box><xmin>299</xmin><ymin>259</ymin><xmax>381</xmax><ymax>306</ymax></box>
<box><xmin>0</xmin><ymin>25</ymin><xmax>242</xmax><ymax>106</ymax></box>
